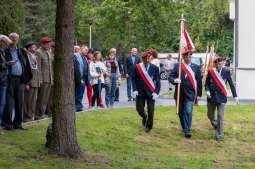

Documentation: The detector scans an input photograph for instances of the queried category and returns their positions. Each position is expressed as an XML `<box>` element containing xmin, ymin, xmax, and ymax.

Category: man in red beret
<box><xmin>132</xmin><ymin>51</ymin><xmax>161</xmax><ymax>133</ymax></box>
<box><xmin>205</xmin><ymin>56</ymin><xmax>238</xmax><ymax>141</ymax></box>
<box><xmin>35</xmin><ymin>37</ymin><xmax>54</xmax><ymax>120</ymax></box>
<box><xmin>169</xmin><ymin>50</ymin><xmax>202</xmax><ymax>138</ymax></box>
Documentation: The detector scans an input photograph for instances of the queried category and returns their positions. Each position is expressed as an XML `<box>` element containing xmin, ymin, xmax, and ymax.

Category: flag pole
<box><xmin>176</xmin><ymin>14</ymin><xmax>185</xmax><ymax>115</ymax></box>
<box><xmin>202</xmin><ymin>42</ymin><xmax>210</xmax><ymax>85</ymax></box>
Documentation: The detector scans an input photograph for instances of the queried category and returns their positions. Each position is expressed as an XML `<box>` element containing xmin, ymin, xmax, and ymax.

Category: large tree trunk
<box><xmin>48</xmin><ymin>0</ymin><xmax>81</xmax><ymax>157</ymax></box>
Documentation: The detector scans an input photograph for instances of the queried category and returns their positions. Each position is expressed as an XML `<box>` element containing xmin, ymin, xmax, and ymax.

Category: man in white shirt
<box><xmin>164</xmin><ymin>54</ymin><xmax>175</xmax><ymax>91</ymax></box>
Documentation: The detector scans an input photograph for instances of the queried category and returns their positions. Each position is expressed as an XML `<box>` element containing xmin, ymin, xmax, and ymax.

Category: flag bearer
<box><xmin>205</xmin><ymin>57</ymin><xmax>238</xmax><ymax>141</ymax></box>
<box><xmin>169</xmin><ymin>50</ymin><xmax>202</xmax><ymax>138</ymax></box>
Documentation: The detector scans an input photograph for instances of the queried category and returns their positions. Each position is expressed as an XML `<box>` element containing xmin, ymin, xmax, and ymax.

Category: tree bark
<box><xmin>48</xmin><ymin>0</ymin><xmax>81</xmax><ymax>157</ymax></box>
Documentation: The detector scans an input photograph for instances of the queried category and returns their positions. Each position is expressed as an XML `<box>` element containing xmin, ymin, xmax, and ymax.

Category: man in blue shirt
<box><xmin>3</xmin><ymin>33</ymin><xmax>32</xmax><ymax>130</ymax></box>
<box><xmin>74</xmin><ymin>45</ymin><xmax>90</xmax><ymax>111</ymax></box>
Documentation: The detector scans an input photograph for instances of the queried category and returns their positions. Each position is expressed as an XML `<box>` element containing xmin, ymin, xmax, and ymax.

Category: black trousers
<box><xmin>3</xmin><ymin>76</ymin><xmax>25</xmax><ymax>128</ymax></box>
<box><xmin>136</xmin><ymin>94</ymin><xmax>155</xmax><ymax>129</ymax></box>
<box><xmin>92</xmin><ymin>84</ymin><xmax>102</xmax><ymax>107</ymax></box>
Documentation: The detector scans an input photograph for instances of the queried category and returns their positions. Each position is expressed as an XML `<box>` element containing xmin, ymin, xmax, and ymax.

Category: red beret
<box><xmin>50</xmin><ymin>42</ymin><xmax>55</xmax><ymax>48</ymax></box>
<box><xmin>182</xmin><ymin>50</ymin><xmax>192</xmax><ymax>56</ymax></box>
<box><xmin>40</xmin><ymin>37</ymin><xmax>52</xmax><ymax>43</ymax></box>
<box><xmin>141</xmin><ymin>51</ymin><xmax>152</xmax><ymax>58</ymax></box>
<box><xmin>214</xmin><ymin>57</ymin><xmax>223</xmax><ymax>64</ymax></box>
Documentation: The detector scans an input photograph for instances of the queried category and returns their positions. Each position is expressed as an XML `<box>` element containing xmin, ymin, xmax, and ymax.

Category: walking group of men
<box><xmin>133</xmin><ymin>50</ymin><xmax>238</xmax><ymax>141</ymax></box>
<box><xmin>0</xmin><ymin>33</ymin><xmax>55</xmax><ymax>134</ymax></box>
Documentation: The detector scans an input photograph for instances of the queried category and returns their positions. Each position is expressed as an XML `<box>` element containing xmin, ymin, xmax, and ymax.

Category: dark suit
<box><xmin>205</xmin><ymin>68</ymin><xmax>237</xmax><ymax>104</ymax></box>
<box><xmin>169</xmin><ymin>62</ymin><xmax>202</xmax><ymax>134</ymax></box>
<box><xmin>124</xmin><ymin>54</ymin><xmax>141</xmax><ymax>99</ymax></box>
<box><xmin>132</xmin><ymin>63</ymin><xmax>160</xmax><ymax>129</ymax></box>
<box><xmin>3</xmin><ymin>47</ymin><xmax>32</xmax><ymax>129</ymax></box>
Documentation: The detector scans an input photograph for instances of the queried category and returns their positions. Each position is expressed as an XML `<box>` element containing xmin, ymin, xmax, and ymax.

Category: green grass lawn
<box><xmin>0</xmin><ymin>105</ymin><xmax>255</xmax><ymax>169</ymax></box>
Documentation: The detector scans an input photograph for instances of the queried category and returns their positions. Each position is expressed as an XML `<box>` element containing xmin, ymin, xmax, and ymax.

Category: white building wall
<box><xmin>236</xmin><ymin>0</ymin><xmax>255</xmax><ymax>99</ymax></box>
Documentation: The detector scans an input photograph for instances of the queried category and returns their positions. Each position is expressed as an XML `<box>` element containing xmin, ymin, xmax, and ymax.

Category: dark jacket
<box><xmin>205</xmin><ymin>68</ymin><xmax>237</xmax><ymax>104</ymax></box>
<box><xmin>169</xmin><ymin>62</ymin><xmax>202</xmax><ymax>102</ymax></box>
<box><xmin>124</xmin><ymin>54</ymin><xmax>141</xmax><ymax>76</ymax></box>
<box><xmin>115</xmin><ymin>55</ymin><xmax>123</xmax><ymax>74</ymax></box>
<box><xmin>0</xmin><ymin>49</ymin><xmax>9</xmax><ymax>86</ymax></box>
<box><xmin>132</xmin><ymin>63</ymin><xmax>161</xmax><ymax>97</ymax></box>
<box><xmin>74</xmin><ymin>56</ymin><xmax>81</xmax><ymax>89</ymax></box>
<box><xmin>5</xmin><ymin>46</ymin><xmax>32</xmax><ymax>84</ymax></box>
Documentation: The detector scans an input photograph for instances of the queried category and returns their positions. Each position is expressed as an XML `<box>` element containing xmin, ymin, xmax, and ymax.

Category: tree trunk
<box><xmin>48</xmin><ymin>0</ymin><xmax>81</xmax><ymax>157</ymax></box>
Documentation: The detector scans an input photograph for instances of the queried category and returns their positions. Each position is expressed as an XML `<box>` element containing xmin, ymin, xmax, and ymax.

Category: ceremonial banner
<box><xmin>181</xmin><ymin>22</ymin><xmax>195</xmax><ymax>52</ymax></box>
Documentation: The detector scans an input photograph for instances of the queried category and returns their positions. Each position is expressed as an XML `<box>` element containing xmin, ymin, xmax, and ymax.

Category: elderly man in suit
<box><xmin>74</xmin><ymin>45</ymin><xmax>90</xmax><ymax>111</ymax></box>
<box><xmin>205</xmin><ymin>57</ymin><xmax>238</xmax><ymax>141</ymax></box>
<box><xmin>23</xmin><ymin>42</ymin><xmax>41</xmax><ymax>122</ymax></box>
<box><xmin>35</xmin><ymin>37</ymin><xmax>53</xmax><ymax>120</ymax></box>
<box><xmin>169</xmin><ymin>51</ymin><xmax>202</xmax><ymax>138</ymax></box>
<box><xmin>3</xmin><ymin>33</ymin><xmax>32</xmax><ymax>130</ymax></box>
<box><xmin>124</xmin><ymin>48</ymin><xmax>141</xmax><ymax>101</ymax></box>
<box><xmin>132</xmin><ymin>51</ymin><xmax>161</xmax><ymax>133</ymax></box>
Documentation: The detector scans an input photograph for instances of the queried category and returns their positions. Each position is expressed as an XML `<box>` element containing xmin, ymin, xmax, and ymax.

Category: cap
<box><xmin>214</xmin><ymin>57</ymin><xmax>223</xmax><ymax>64</ymax></box>
<box><xmin>0</xmin><ymin>35</ymin><xmax>12</xmax><ymax>45</ymax></box>
<box><xmin>40</xmin><ymin>37</ymin><xmax>52</xmax><ymax>43</ymax></box>
<box><xmin>182</xmin><ymin>50</ymin><xmax>192</xmax><ymax>56</ymax></box>
<box><xmin>24</xmin><ymin>42</ymin><xmax>35</xmax><ymax>49</ymax></box>
<box><xmin>141</xmin><ymin>51</ymin><xmax>152</xmax><ymax>58</ymax></box>
<box><xmin>50</xmin><ymin>42</ymin><xmax>55</xmax><ymax>48</ymax></box>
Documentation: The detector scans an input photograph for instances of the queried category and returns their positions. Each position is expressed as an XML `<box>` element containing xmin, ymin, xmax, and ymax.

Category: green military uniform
<box><xmin>35</xmin><ymin>47</ymin><xmax>54</xmax><ymax>120</ymax></box>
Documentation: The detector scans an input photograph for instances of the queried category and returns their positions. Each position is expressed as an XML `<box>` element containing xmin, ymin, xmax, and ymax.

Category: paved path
<box><xmin>81</xmin><ymin>79</ymin><xmax>246</xmax><ymax>111</ymax></box>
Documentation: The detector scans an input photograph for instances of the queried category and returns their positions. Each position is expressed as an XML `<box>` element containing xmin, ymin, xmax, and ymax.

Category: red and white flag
<box><xmin>181</xmin><ymin>22</ymin><xmax>195</xmax><ymax>52</ymax></box>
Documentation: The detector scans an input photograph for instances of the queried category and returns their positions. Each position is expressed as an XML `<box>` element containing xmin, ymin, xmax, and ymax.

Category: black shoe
<box><xmin>114</xmin><ymin>99</ymin><xmax>119</xmax><ymax>102</ymax></box>
<box><xmin>169</xmin><ymin>88</ymin><xmax>172</xmax><ymax>91</ymax></box>
<box><xmin>142</xmin><ymin>116</ymin><xmax>147</xmax><ymax>127</ymax></box>
<box><xmin>145</xmin><ymin>128</ymin><xmax>151</xmax><ymax>133</ymax></box>
<box><xmin>213</xmin><ymin>125</ymin><xmax>217</xmax><ymax>130</ymax></box>
<box><xmin>14</xmin><ymin>126</ymin><xmax>28</xmax><ymax>130</ymax></box>
<box><xmin>185</xmin><ymin>133</ymin><xmax>191</xmax><ymax>138</ymax></box>
<box><xmin>128</xmin><ymin>98</ymin><xmax>132</xmax><ymax>101</ymax></box>
<box><xmin>133</xmin><ymin>98</ymin><xmax>136</xmax><ymax>101</ymax></box>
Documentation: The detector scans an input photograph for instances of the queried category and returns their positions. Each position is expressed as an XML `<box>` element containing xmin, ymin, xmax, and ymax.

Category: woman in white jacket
<box><xmin>90</xmin><ymin>51</ymin><xmax>106</xmax><ymax>109</ymax></box>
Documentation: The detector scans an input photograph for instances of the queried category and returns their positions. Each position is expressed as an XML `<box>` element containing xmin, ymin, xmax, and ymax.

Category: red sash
<box><xmin>209</xmin><ymin>69</ymin><xmax>227</xmax><ymax>97</ymax></box>
<box><xmin>181</xmin><ymin>63</ymin><xmax>196</xmax><ymax>94</ymax></box>
<box><xmin>137</xmin><ymin>63</ymin><xmax>155</xmax><ymax>93</ymax></box>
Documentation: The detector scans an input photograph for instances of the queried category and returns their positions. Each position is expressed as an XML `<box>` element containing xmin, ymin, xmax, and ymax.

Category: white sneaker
<box><xmin>90</xmin><ymin>106</ymin><xmax>95</xmax><ymax>111</ymax></box>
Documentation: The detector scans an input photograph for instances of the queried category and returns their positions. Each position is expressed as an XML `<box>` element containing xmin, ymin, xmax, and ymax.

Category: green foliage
<box><xmin>0</xmin><ymin>105</ymin><xmax>255</xmax><ymax>168</ymax></box>
<box><xmin>76</xmin><ymin>0</ymin><xmax>233</xmax><ymax>58</ymax></box>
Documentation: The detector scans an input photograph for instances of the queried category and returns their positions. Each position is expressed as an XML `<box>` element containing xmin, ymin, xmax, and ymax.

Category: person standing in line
<box><xmin>110</xmin><ymin>48</ymin><xmax>122</xmax><ymax>102</ymax></box>
<box><xmin>3</xmin><ymin>33</ymin><xmax>32</xmax><ymax>130</ymax></box>
<box><xmin>150</xmin><ymin>50</ymin><xmax>160</xmax><ymax>71</ymax></box>
<box><xmin>23</xmin><ymin>42</ymin><xmax>41</xmax><ymax>122</ymax></box>
<box><xmin>104</xmin><ymin>51</ymin><xmax>121</xmax><ymax>108</ymax></box>
<box><xmin>74</xmin><ymin>45</ymin><xmax>90</xmax><ymax>111</ymax></box>
<box><xmin>132</xmin><ymin>51</ymin><xmax>160</xmax><ymax>133</ymax></box>
<box><xmin>124</xmin><ymin>48</ymin><xmax>141</xmax><ymax>101</ymax></box>
<box><xmin>86</xmin><ymin>48</ymin><xmax>94</xmax><ymax>108</ymax></box>
<box><xmin>0</xmin><ymin>35</ymin><xmax>15</xmax><ymax>134</ymax></box>
<box><xmin>169</xmin><ymin>51</ymin><xmax>202</xmax><ymax>138</ymax></box>
<box><xmin>205</xmin><ymin>57</ymin><xmax>238</xmax><ymax>141</ymax></box>
<box><xmin>74</xmin><ymin>45</ymin><xmax>80</xmax><ymax>53</ymax></box>
<box><xmin>164</xmin><ymin>54</ymin><xmax>176</xmax><ymax>91</ymax></box>
<box><xmin>35</xmin><ymin>37</ymin><xmax>53</xmax><ymax>120</ymax></box>
<box><xmin>90</xmin><ymin>51</ymin><xmax>106</xmax><ymax>110</ymax></box>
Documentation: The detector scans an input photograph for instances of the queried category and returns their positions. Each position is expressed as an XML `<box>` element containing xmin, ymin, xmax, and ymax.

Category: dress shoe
<box><xmin>133</xmin><ymin>98</ymin><xmax>136</xmax><ymax>101</ymax></box>
<box><xmin>128</xmin><ymin>98</ymin><xmax>132</xmax><ymax>101</ymax></box>
<box><xmin>185</xmin><ymin>133</ymin><xmax>191</xmax><ymax>138</ymax></box>
<box><xmin>145</xmin><ymin>128</ymin><xmax>151</xmax><ymax>133</ymax></box>
<box><xmin>4</xmin><ymin>126</ymin><xmax>14</xmax><ymax>131</ymax></box>
<box><xmin>14</xmin><ymin>126</ymin><xmax>28</xmax><ymax>130</ymax></box>
<box><xmin>114</xmin><ymin>99</ymin><xmax>119</xmax><ymax>102</ymax></box>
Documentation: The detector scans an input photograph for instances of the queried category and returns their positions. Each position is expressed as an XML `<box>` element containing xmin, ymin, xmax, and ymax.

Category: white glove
<box><xmin>81</xmin><ymin>80</ymin><xmax>85</xmax><ymax>84</ymax></box>
<box><xmin>174</xmin><ymin>78</ymin><xmax>181</xmax><ymax>84</ymax></box>
<box><xmin>152</xmin><ymin>93</ymin><xmax>158</xmax><ymax>100</ymax></box>
<box><xmin>206</xmin><ymin>91</ymin><xmax>211</xmax><ymax>99</ymax></box>
<box><xmin>234</xmin><ymin>97</ymin><xmax>239</xmax><ymax>105</ymax></box>
<box><xmin>133</xmin><ymin>91</ymin><xmax>138</xmax><ymax>97</ymax></box>
<box><xmin>197</xmin><ymin>96</ymin><xmax>201</xmax><ymax>100</ymax></box>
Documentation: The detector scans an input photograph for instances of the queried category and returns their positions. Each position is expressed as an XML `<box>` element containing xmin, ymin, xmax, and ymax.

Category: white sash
<box><xmin>183</xmin><ymin>62</ymin><xmax>197</xmax><ymax>92</ymax></box>
<box><xmin>213</xmin><ymin>68</ymin><xmax>227</xmax><ymax>93</ymax></box>
<box><xmin>139</xmin><ymin>63</ymin><xmax>155</xmax><ymax>90</ymax></box>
